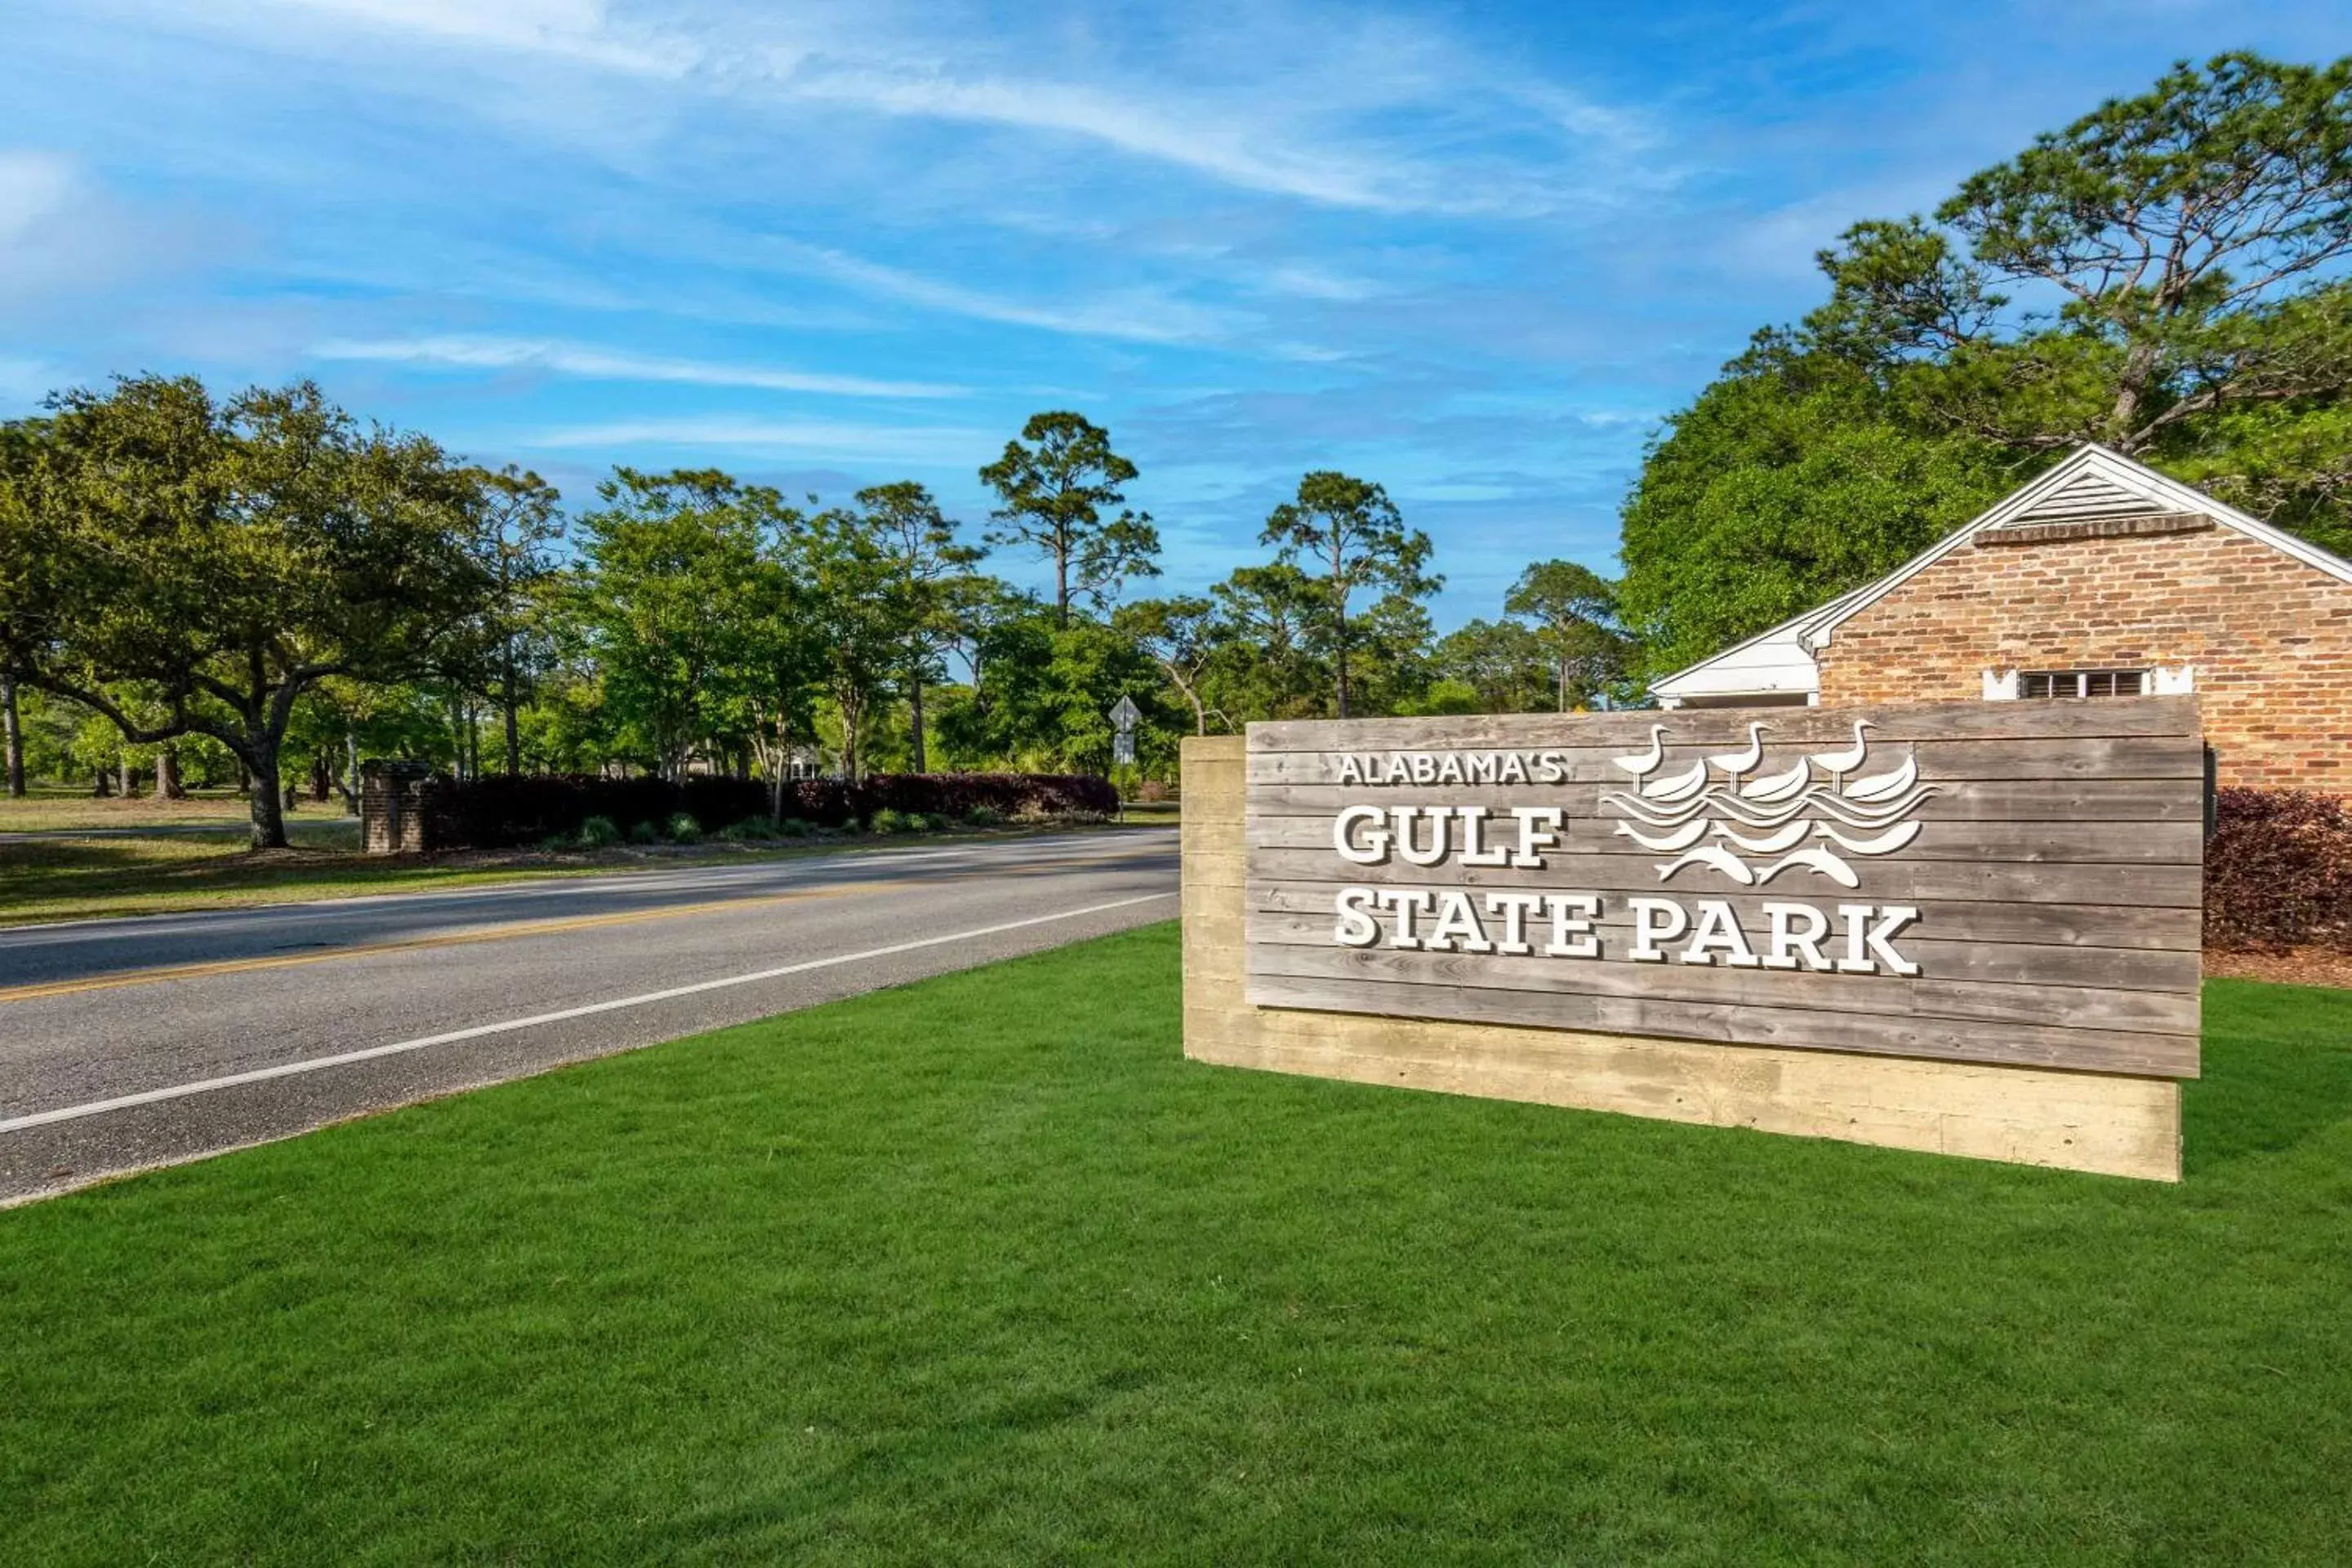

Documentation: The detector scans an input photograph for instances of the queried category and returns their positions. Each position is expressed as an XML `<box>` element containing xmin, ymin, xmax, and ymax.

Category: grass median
<box><xmin>4</xmin><ymin>925</ymin><xmax>2349</xmax><ymax>1564</ymax></box>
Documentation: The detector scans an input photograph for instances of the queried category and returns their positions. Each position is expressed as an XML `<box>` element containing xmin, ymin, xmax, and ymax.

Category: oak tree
<box><xmin>0</xmin><ymin>377</ymin><xmax>495</xmax><ymax>848</ymax></box>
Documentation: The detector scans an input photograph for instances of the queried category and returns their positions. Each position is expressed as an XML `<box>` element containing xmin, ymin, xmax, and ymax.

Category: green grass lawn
<box><xmin>0</xmin><ymin>786</ymin><xmax>260</xmax><ymax>832</ymax></box>
<box><xmin>4</xmin><ymin>928</ymin><xmax>2348</xmax><ymax>1565</ymax></box>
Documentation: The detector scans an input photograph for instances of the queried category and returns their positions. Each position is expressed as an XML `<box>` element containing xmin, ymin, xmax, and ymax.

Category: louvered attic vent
<box><xmin>1974</xmin><ymin>469</ymin><xmax>2212</xmax><ymax>546</ymax></box>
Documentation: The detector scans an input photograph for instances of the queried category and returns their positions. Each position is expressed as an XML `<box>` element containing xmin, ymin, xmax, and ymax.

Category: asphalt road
<box><xmin>0</xmin><ymin>829</ymin><xmax>1178</xmax><ymax>1204</ymax></box>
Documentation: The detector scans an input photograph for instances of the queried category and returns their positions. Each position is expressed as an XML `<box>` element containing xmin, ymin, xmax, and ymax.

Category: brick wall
<box><xmin>1815</xmin><ymin>522</ymin><xmax>2352</xmax><ymax>789</ymax></box>
<box><xmin>359</xmin><ymin>760</ymin><xmax>434</xmax><ymax>854</ymax></box>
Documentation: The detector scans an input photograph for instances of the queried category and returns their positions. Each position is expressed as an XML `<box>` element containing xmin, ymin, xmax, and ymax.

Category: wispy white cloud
<box><xmin>754</xmin><ymin>238</ymin><xmax>1238</xmax><ymax>345</ymax></box>
<box><xmin>120</xmin><ymin>0</ymin><xmax>1666</xmax><ymax>218</ymax></box>
<box><xmin>1259</xmin><ymin>264</ymin><xmax>1388</xmax><ymax>302</ymax></box>
<box><xmin>224</xmin><ymin>0</ymin><xmax>697</xmax><ymax>76</ymax></box>
<box><xmin>0</xmin><ymin>150</ymin><xmax>78</xmax><ymax>245</ymax></box>
<box><xmin>775</xmin><ymin>61</ymin><xmax>1427</xmax><ymax>213</ymax></box>
<box><xmin>528</xmin><ymin>415</ymin><xmax>990</xmax><ymax>461</ymax></box>
<box><xmin>310</xmin><ymin>333</ymin><xmax>963</xmax><ymax>397</ymax></box>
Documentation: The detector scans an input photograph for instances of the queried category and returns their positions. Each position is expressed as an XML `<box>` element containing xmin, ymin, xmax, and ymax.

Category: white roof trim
<box><xmin>1648</xmin><ymin>584</ymin><xmax>1867</xmax><ymax>699</ymax></box>
<box><xmin>1806</xmin><ymin>443</ymin><xmax>2352</xmax><ymax>648</ymax></box>
<box><xmin>1650</xmin><ymin>443</ymin><xmax>2352</xmax><ymax>697</ymax></box>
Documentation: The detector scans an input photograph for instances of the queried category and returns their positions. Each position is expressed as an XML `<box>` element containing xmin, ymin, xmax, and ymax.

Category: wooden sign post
<box><xmin>1180</xmin><ymin>699</ymin><xmax>2203</xmax><ymax>1179</ymax></box>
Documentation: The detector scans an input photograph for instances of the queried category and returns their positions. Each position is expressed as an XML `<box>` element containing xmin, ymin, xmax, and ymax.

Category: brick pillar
<box><xmin>359</xmin><ymin>761</ymin><xmax>434</xmax><ymax>855</ymax></box>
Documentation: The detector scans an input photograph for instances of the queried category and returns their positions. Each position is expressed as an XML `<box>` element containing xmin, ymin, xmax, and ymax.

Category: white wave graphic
<box><xmin>1600</xmin><ymin>724</ymin><xmax>1936</xmax><ymax>886</ymax></box>
<box><xmin>1716</xmin><ymin>819</ymin><xmax>1812</xmax><ymax>854</ymax></box>
<box><xmin>1615</xmin><ymin>818</ymin><xmax>1710</xmax><ymax>853</ymax></box>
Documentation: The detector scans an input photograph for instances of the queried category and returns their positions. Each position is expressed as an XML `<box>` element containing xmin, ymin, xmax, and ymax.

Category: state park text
<box><xmin>1322</xmin><ymin>797</ymin><xmax>1920</xmax><ymax>974</ymax></box>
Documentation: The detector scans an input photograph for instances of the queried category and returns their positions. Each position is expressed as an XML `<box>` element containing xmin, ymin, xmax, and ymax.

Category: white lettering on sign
<box><xmin>1332</xmin><ymin>805</ymin><xmax>1566</xmax><ymax>867</ymax></box>
<box><xmin>1305</xmin><ymin>729</ymin><xmax>1927</xmax><ymax>976</ymax></box>
<box><xmin>1330</xmin><ymin>887</ymin><xmax>1921</xmax><ymax>973</ymax></box>
<box><xmin>1336</xmin><ymin>751</ymin><xmax>1575</xmax><ymax>786</ymax></box>
<box><xmin>1245</xmin><ymin>706</ymin><xmax>2215</xmax><ymax>1093</ymax></box>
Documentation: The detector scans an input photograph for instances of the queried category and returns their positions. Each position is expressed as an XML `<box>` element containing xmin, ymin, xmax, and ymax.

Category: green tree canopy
<box><xmin>1503</xmin><ymin>559</ymin><xmax>1628</xmax><ymax>710</ymax></box>
<box><xmin>1429</xmin><ymin>618</ymin><xmax>1551</xmax><ymax>714</ymax></box>
<box><xmin>979</xmin><ymin>411</ymin><xmax>1160</xmax><ymax>626</ymax></box>
<box><xmin>1260</xmin><ymin>470</ymin><xmax>1438</xmax><ymax>719</ymax></box>
<box><xmin>857</xmin><ymin>480</ymin><xmax>985</xmax><ymax>773</ymax></box>
<box><xmin>1619</xmin><ymin>51</ymin><xmax>2352</xmax><ymax>678</ymax></box>
<box><xmin>0</xmin><ymin>376</ymin><xmax>496</xmax><ymax>846</ymax></box>
<box><xmin>572</xmin><ymin>468</ymin><xmax>799</xmax><ymax>782</ymax></box>
<box><xmin>1114</xmin><ymin>595</ymin><xmax>1220</xmax><ymax>736</ymax></box>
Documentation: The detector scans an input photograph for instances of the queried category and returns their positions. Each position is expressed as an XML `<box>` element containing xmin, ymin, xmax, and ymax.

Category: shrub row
<box><xmin>419</xmin><ymin>771</ymin><xmax>1117</xmax><ymax>850</ymax></box>
<box><xmin>2204</xmin><ymin>787</ymin><xmax>2352</xmax><ymax>951</ymax></box>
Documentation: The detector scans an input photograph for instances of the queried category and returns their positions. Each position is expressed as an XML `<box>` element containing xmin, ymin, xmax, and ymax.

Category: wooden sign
<box><xmin>1244</xmin><ymin>699</ymin><xmax>2203</xmax><ymax>1080</ymax></box>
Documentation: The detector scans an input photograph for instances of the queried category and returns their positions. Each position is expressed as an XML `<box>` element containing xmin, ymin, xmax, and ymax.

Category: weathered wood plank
<box><xmin>1183</xmin><ymin>1008</ymin><xmax>2182</xmax><ymax>1181</ymax></box>
<box><xmin>1245</xmin><ymin>879</ymin><xmax>2203</xmax><ymax>951</ymax></box>
<box><xmin>1245</xmin><ymin>812</ymin><xmax>2204</xmax><ymax>866</ymax></box>
<box><xmin>1242</xmin><ymin>906</ymin><xmax>2203</xmax><ymax>991</ymax></box>
<box><xmin>1188</xmin><ymin>720</ymin><xmax>2193</xmax><ymax>1178</ymax></box>
<box><xmin>1240</xmin><ymin>969</ymin><xmax>2198</xmax><ymax>1078</ymax></box>
<box><xmin>1247</xmin><ymin>696</ymin><xmax>2199</xmax><ymax>753</ymax></box>
<box><xmin>1245</xmin><ymin>939</ymin><xmax>2200</xmax><ymax>1036</ymax></box>
<box><xmin>1239</xmin><ymin>846</ymin><xmax>2204</xmax><ymax>908</ymax></box>
<box><xmin>1245</xmin><ymin>735</ymin><xmax>2207</xmax><ymax>784</ymax></box>
<box><xmin>1246</xmin><ymin>777</ymin><xmax>2207</xmax><ymax>822</ymax></box>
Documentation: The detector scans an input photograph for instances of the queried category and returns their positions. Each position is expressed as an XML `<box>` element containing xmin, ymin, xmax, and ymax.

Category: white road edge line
<box><xmin>0</xmin><ymin>892</ymin><xmax>1176</xmax><ymax>1135</ymax></box>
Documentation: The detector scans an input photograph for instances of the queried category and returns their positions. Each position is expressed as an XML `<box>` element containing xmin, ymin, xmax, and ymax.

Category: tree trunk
<box><xmin>2106</xmin><ymin>340</ymin><xmax>2164</xmax><ymax>450</ymax></box>
<box><xmin>909</xmin><ymin>669</ymin><xmax>928</xmax><ymax>773</ymax></box>
<box><xmin>158</xmin><ymin>743</ymin><xmax>185</xmax><ymax>800</ymax></box>
<box><xmin>345</xmin><ymin>730</ymin><xmax>360</xmax><ymax>813</ymax></box>
<box><xmin>1557</xmin><ymin>655</ymin><xmax>1570</xmax><ymax>714</ymax></box>
<box><xmin>235</xmin><ymin>756</ymin><xmax>251</xmax><ymax>795</ymax></box>
<box><xmin>118</xmin><ymin>754</ymin><xmax>134</xmax><ymax>798</ymax></box>
<box><xmin>1334</xmin><ymin>627</ymin><xmax>1351</xmax><ymax>720</ymax></box>
<box><xmin>502</xmin><ymin>641</ymin><xmax>522</xmax><ymax>777</ymax></box>
<box><xmin>93</xmin><ymin>767</ymin><xmax>112</xmax><ymax>798</ymax></box>
<box><xmin>1330</xmin><ymin>559</ymin><xmax>1351</xmax><ymax>720</ymax></box>
<box><xmin>1</xmin><ymin>671</ymin><xmax>23</xmax><ymax>797</ymax></box>
<box><xmin>839</xmin><ymin>695</ymin><xmax>863</xmax><ymax>782</ymax></box>
<box><xmin>247</xmin><ymin>743</ymin><xmax>288</xmax><ymax>849</ymax></box>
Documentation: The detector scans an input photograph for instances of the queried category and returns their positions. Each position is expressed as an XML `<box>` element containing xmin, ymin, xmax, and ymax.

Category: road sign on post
<box><xmin>1110</xmin><ymin>695</ymin><xmax>1141</xmax><ymax>766</ymax></box>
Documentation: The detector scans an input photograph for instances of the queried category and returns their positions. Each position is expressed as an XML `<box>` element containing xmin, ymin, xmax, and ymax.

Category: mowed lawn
<box><xmin>4</xmin><ymin>929</ymin><xmax>2350</xmax><ymax>1565</ymax></box>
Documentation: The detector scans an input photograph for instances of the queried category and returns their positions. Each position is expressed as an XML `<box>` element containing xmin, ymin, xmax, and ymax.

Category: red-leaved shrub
<box><xmin>2204</xmin><ymin>787</ymin><xmax>2352</xmax><ymax>951</ymax></box>
<box><xmin>418</xmin><ymin>770</ymin><xmax>1116</xmax><ymax>849</ymax></box>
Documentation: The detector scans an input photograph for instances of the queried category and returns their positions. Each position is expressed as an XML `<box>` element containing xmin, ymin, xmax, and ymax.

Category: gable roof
<box><xmin>1650</xmin><ymin>443</ymin><xmax>2352</xmax><ymax>702</ymax></box>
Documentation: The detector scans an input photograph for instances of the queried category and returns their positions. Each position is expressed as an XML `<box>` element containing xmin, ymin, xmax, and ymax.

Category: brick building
<box><xmin>1650</xmin><ymin>443</ymin><xmax>2352</xmax><ymax>789</ymax></box>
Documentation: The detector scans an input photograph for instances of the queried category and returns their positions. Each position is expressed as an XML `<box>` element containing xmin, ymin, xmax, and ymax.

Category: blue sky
<box><xmin>4</xmin><ymin>1</ymin><xmax>2343</xmax><ymax>624</ymax></box>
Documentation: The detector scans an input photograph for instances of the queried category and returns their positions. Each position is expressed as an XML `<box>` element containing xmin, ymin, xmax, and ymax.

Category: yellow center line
<box><xmin>0</xmin><ymin>849</ymin><xmax>1174</xmax><ymax>1005</ymax></box>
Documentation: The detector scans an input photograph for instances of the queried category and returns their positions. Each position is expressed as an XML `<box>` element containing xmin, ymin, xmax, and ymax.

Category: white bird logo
<box><xmin>1708</xmin><ymin>721</ymin><xmax>1767</xmax><ymax>788</ymax></box>
<box><xmin>1612</xmin><ymin>724</ymin><xmax>1668</xmax><ymax>779</ymax></box>
<box><xmin>1809</xmin><ymin>719</ymin><xmax>1874</xmax><ymax>791</ymax></box>
<box><xmin>1603</xmin><ymin>718</ymin><xmax>1935</xmax><ymax>887</ymax></box>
